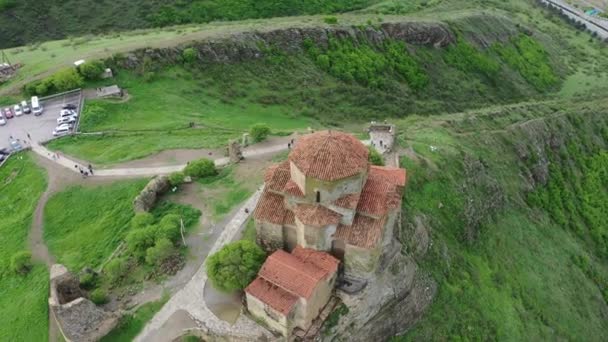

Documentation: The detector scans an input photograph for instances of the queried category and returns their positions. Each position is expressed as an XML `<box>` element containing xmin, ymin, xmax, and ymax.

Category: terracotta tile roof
<box><xmin>264</xmin><ymin>161</ymin><xmax>291</xmax><ymax>193</ymax></box>
<box><xmin>254</xmin><ymin>190</ymin><xmax>287</xmax><ymax>225</ymax></box>
<box><xmin>289</xmin><ymin>131</ymin><xmax>369</xmax><ymax>181</ymax></box>
<box><xmin>245</xmin><ymin>277</ymin><xmax>298</xmax><ymax>315</ymax></box>
<box><xmin>258</xmin><ymin>249</ymin><xmax>335</xmax><ymax>299</ymax></box>
<box><xmin>357</xmin><ymin>168</ymin><xmax>402</xmax><ymax>217</ymax></box>
<box><xmin>333</xmin><ymin>193</ymin><xmax>360</xmax><ymax>210</ymax></box>
<box><xmin>283</xmin><ymin>180</ymin><xmax>304</xmax><ymax>197</ymax></box>
<box><xmin>291</xmin><ymin>246</ymin><xmax>339</xmax><ymax>274</ymax></box>
<box><xmin>370</xmin><ymin>165</ymin><xmax>407</xmax><ymax>188</ymax></box>
<box><xmin>283</xmin><ymin>210</ymin><xmax>296</xmax><ymax>226</ymax></box>
<box><xmin>334</xmin><ymin>214</ymin><xmax>387</xmax><ymax>249</ymax></box>
<box><xmin>294</xmin><ymin>204</ymin><xmax>342</xmax><ymax>227</ymax></box>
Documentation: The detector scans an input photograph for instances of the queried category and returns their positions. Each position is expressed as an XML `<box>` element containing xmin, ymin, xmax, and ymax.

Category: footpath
<box><xmin>134</xmin><ymin>189</ymin><xmax>271</xmax><ymax>341</ymax></box>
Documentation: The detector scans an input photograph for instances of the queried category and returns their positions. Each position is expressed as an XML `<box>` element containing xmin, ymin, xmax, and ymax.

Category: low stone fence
<box><xmin>133</xmin><ymin>175</ymin><xmax>171</xmax><ymax>212</ymax></box>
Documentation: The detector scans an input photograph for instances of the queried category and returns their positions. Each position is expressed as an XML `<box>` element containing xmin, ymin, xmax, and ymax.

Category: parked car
<box><xmin>9</xmin><ymin>140</ymin><xmax>23</xmax><ymax>151</ymax></box>
<box><xmin>53</xmin><ymin>123</ymin><xmax>73</xmax><ymax>136</ymax></box>
<box><xmin>4</xmin><ymin>107</ymin><xmax>14</xmax><ymax>119</ymax></box>
<box><xmin>13</xmin><ymin>104</ymin><xmax>23</xmax><ymax>117</ymax></box>
<box><xmin>21</xmin><ymin>100</ymin><xmax>31</xmax><ymax>114</ymax></box>
<box><xmin>59</xmin><ymin>109</ymin><xmax>78</xmax><ymax>118</ymax></box>
<box><xmin>57</xmin><ymin>116</ymin><xmax>77</xmax><ymax>125</ymax></box>
<box><xmin>0</xmin><ymin>154</ymin><xmax>5</xmax><ymax>162</ymax></box>
<box><xmin>0</xmin><ymin>114</ymin><xmax>6</xmax><ymax>126</ymax></box>
<box><xmin>62</xmin><ymin>104</ymin><xmax>77</xmax><ymax>110</ymax></box>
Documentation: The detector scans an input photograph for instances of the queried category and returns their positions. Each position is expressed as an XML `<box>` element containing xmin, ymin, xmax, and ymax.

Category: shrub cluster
<box><xmin>368</xmin><ymin>146</ymin><xmax>384</xmax><ymax>166</ymax></box>
<box><xmin>206</xmin><ymin>240</ymin><xmax>266</xmax><ymax>292</ymax></box>
<box><xmin>443</xmin><ymin>38</ymin><xmax>500</xmax><ymax>78</ymax></box>
<box><xmin>250</xmin><ymin>123</ymin><xmax>271</xmax><ymax>142</ymax></box>
<box><xmin>184</xmin><ymin>158</ymin><xmax>216</xmax><ymax>178</ymax></box>
<box><xmin>24</xmin><ymin>59</ymin><xmax>107</xmax><ymax>96</ymax></box>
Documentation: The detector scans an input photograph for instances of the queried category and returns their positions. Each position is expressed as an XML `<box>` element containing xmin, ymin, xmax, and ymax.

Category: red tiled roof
<box><xmin>294</xmin><ymin>204</ymin><xmax>342</xmax><ymax>227</ymax></box>
<box><xmin>254</xmin><ymin>190</ymin><xmax>287</xmax><ymax>225</ymax></box>
<box><xmin>292</xmin><ymin>246</ymin><xmax>339</xmax><ymax>275</ymax></box>
<box><xmin>333</xmin><ymin>193</ymin><xmax>360</xmax><ymax>210</ymax></box>
<box><xmin>334</xmin><ymin>214</ymin><xmax>387</xmax><ymax>249</ymax></box>
<box><xmin>289</xmin><ymin>131</ymin><xmax>369</xmax><ymax>181</ymax></box>
<box><xmin>283</xmin><ymin>180</ymin><xmax>304</xmax><ymax>197</ymax></box>
<box><xmin>258</xmin><ymin>249</ymin><xmax>335</xmax><ymax>299</ymax></box>
<box><xmin>245</xmin><ymin>277</ymin><xmax>298</xmax><ymax>315</ymax></box>
<box><xmin>357</xmin><ymin>168</ymin><xmax>402</xmax><ymax>217</ymax></box>
<box><xmin>369</xmin><ymin>165</ymin><xmax>407</xmax><ymax>188</ymax></box>
<box><xmin>283</xmin><ymin>210</ymin><xmax>296</xmax><ymax>226</ymax></box>
<box><xmin>264</xmin><ymin>161</ymin><xmax>291</xmax><ymax>193</ymax></box>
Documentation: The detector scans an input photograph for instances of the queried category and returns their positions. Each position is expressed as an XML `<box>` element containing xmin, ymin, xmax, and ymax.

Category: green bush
<box><xmin>79</xmin><ymin>272</ymin><xmax>98</xmax><ymax>290</ymax></box>
<box><xmin>443</xmin><ymin>38</ymin><xmax>499</xmax><ymax>78</ymax></box>
<box><xmin>250</xmin><ymin>123</ymin><xmax>271</xmax><ymax>142</ymax></box>
<box><xmin>52</xmin><ymin>68</ymin><xmax>84</xmax><ymax>92</ymax></box>
<box><xmin>368</xmin><ymin>146</ymin><xmax>384</xmax><ymax>166</ymax></box>
<box><xmin>156</xmin><ymin>214</ymin><xmax>181</xmax><ymax>242</ymax></box>
<box><xmin>184</xmin><ymin>158</ymin><xmax>216</xmax><ymax>178</ymax></box>
<box><xmin>145</xmin><ymin>238</ymin><xmax>176</xmax><ymax>266</ymax></box>
<box><xmin>168</xmin><ymin>172</ymin><xmax>185</xmax><ymax>187</ymax></box>
<box><xmin>182</xmin><ymin>48</ymin><xmax>197</xmax><ymax>63</ymax></box>
<box><xmin>79</xmin><ymin>60</ymin><xmax>106</xmax><ymax>80</ymax></box>
<box><xmin>90</xmin><ymin>288</ymin><xmax>108</xmax><ymax>305</ymax></box>
<box><xmin>206</xmin><ymin>240</ymin><xmax>266</xmax><ymax>292</ymax></box>
<box><xmin>324</xmin><ymin>16</ymin><xmax>338</xmax><ymax>24</ymax></box>
<box><xmin>125</xmin><ymin>226</ymin><xmax>157</xmax><ymax>259</ymax></box>
<box><xmin>131</xmin><ymin>212</ymin><xmax>155</xmax><ymax>230</ymax></box>
<box><xmin>104</xmin><ymin>257</ymin><xmax>129</xmax><ymax>284</ymax></box>
<box><xmin>10</xmin><ymin>251</ymin><xmax>32</xmax><ymax>275</ymax></box>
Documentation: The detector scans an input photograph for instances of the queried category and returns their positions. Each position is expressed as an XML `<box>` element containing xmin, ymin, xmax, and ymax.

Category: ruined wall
<box><xmin>133</xmin><ymin>175</ymin><xmax>170</xmax><ymax>212</ymax></box>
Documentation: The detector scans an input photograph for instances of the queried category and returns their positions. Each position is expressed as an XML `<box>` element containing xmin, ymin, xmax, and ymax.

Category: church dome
<box><xmin>289</xmin><ymin>131</ymin><xmax>369</xmax><ymax>181</ymax></box>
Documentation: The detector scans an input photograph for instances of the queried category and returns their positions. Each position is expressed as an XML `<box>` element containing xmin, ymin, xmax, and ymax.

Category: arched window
<box><xmin>316</xmin><ymin>191</ymin><xmax>321</xmax><ymax>203</ymax></box>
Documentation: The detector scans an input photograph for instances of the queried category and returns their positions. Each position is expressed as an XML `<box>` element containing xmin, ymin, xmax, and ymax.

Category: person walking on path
<box><xmin>27</xmin><ymin>133</ymin><xmax>31</xmax><ymax>140</ymax></box>
<box><xmin>88</xmin><ymin>164</ymin><xmax>94</xmax><ymax>175</ymax></box>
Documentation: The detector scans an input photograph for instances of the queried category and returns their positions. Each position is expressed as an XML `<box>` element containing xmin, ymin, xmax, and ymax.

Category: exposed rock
<box><xmin>133</xmin><ymin>175</ymin><xmax>171</xmax><ymax>212</ymax></box>
<box><xmin>227</xmin><ymin>139</ymin><xmax>244</xmax><ymax>163</ymax></box>
<box><xmin>114</xmin><ymin>21</ymin><xmax>456</xmax><ymax>70</ymax></box>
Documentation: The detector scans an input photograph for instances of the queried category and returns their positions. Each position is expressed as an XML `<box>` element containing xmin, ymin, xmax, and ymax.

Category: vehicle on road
<box><xmin>4</xmin><ymin>107</ymin><xmax>14</xmax><ymax>119</ymax></box>
<box><xmin>57</xmin><ymin>116</ymin><xmax>77</xmax><ymax>125</ymax></box>
<box><xmin>13</xmin><ymin>104</ymin><xmax>23</xmax><ymax>117</ymax></box>
<box><xmin>62</xmin><ymin>104</ymin><xmax>77</xmax><ymax>110</ymax></box>
<box><xmin>9</xmin><ymin>140</ymin><xmax>23</xmax><ymax>151</ymax></box>
<box><xmin>21</xmin><ymin>100</ymin><xmax>31</xmax><ymax>114</ymax></box>
<box><xmin>32</xmin><ymin>96</ymin><xmax>43</xmax><ymax>116</ymax></box>
<box><xmin>53</xmin><ymin>123</ymin><xmax>73</xmax><ymax>136</ymax></box>
<box><xmin>59</xmin><ymin>109</ymin><xmax>78</xmax><ymax>118</ymax></box>
<box><xmin>0</xmin><ymin>114</ymin><xmax>6</xmax><ymax>126</ymax></box>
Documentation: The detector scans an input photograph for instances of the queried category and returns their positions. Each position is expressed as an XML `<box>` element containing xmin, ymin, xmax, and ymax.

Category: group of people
<box><xmin>75</xmin><ymin>163</ymin><xmax>94</xmax><ymax>178</ymax></box>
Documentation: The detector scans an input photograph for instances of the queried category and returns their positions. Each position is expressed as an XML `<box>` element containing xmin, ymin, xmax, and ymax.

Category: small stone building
<box><xmin>245</xmin><ymin>246</ymin><xmax>339</xmax><ymax>336</ymax></box>
<box><xmin>253</xmin><ymin>130</ymin><xmax>406</xmax><ymax>278</ymax></box>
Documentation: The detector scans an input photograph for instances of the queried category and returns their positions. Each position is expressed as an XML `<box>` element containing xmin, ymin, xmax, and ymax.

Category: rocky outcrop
<box><xmin>115</xmin><ymin>21</ymin><xmax>455</xmax><ymax>69</ymax></box>
<box><xmin>133</xmin><ymin>175</ymin><xmax>171</xmax><ymax>212</ymax></box>
<box><xmin>49</xmin><ymin>264</ymin><xmax>119</xmax><ymax>342</ymax></box>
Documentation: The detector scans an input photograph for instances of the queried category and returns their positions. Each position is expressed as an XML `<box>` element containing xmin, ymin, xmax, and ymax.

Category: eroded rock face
<box><xmin>114</xmin><ymin>21</ymin><xmax>456</xmax><ymax>69</ymax></box>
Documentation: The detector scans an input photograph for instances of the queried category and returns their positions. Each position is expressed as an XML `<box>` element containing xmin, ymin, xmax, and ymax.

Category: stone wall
<box><xmin>246</xmin><ymin>293</ymin><xmax>291</xmax><ymax>336</ymax></box>
<box><xmin>256</xmin><ymin>221</ymin><xmax>284</xmax><ymax>252</ymax></box>
<box><xmin>133</xmin><ymin>175</ymin><xmax>170</xmax><ymax>212</ymax></box>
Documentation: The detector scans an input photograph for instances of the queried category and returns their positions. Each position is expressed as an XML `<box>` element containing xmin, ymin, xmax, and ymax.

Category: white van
<box><xmin>31</xmin><ymin>96</ymin><xmax>43</xmax><ymax>116</ymax></box>
<box><xmin>21</xmin><ymin>100</ymin><xmax>31</xmax><ymax>114</ymax></box>
<box><xmin>52</xmin><ymin>124</ymin><xmax>71</xmax><ymax>136</ymax></box>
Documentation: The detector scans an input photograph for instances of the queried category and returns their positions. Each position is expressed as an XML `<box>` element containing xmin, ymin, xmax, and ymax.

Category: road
<box><xmin>540</xmin><ymin>0</ymin><xmax>608</xmax><ymax>39</ymax></box>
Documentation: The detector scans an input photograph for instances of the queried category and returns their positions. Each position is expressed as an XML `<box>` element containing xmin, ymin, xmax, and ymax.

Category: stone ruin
<box><xmin>49</xmin><ymin>264</ymin><xmax>118</xmax><ymax>342</ymax></box>
<box><xmin>133</xmin><ymin>175</ymin><xmax>170</xmax><ymax>212</ymax></box>
<box><xmin>0</xmin><ymin>62</ymin><xmax>19</xmax><ymax>83</ymax></box>
<box><xmin>368</xmin><ymin>122</ymin><xmax>396</xmax><ymax>154</ymax></box>
<box><xmin>227</xmin><ymin>139</ymin><xmax>244</xmax><ymax>163</ymax></box>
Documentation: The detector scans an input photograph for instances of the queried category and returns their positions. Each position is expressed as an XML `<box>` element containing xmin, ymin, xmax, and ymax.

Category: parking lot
<box><xmin>0</xmin><ymin>91</ymin><xmax>82</xmax><ymax>151</ymax></box>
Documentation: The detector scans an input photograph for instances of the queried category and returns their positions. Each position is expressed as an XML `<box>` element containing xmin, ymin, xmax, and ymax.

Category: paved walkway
<box><xmin>31</xmin><ymin>141</ymin><xmax>289</xmax><ymax>177</ymax></box>
<box><xmin>135</xmin><ymin>189</ymin><xmax>272</xmax><ymax>342</ymax></box>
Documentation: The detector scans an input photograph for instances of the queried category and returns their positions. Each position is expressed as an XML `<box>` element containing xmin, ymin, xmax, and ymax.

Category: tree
<box><xmin>125</xmin><ymin>226</ymin><xmax>157</xmax><ymax>259</ymax></box>
<box><xmin>368</xmin><ymin>146</ymin><xmax>384</xmax><ymax>166</ymax></box>
<box><xmin>79</xmin><ymin>60</ymin><xmax>106</xmax><ymax>80</ymax></box>
<box><xmin>206</xmin><ymin>240</ymin><xmax>266</xmax><ymax>292</ymax></box>
<box><xmin>104</xmin><ymin>257</ymin><xmax>129</xmax><ymax>283</ymax></box>
<box><xmin>90</xmin><ymin>288</ymin><xmax>108</xmax><ymax>305</ymax></box>
<box><xmin>145</xmin><ymin>238</ymin><xmax>176</xmax><ymax>266</ymax></box>
<box><xmin>182</xmin><ymin>48</ymin><xmax>197</xmax><ymax>63</ymax></box>
<box><xmin>250</xmin><ymin>123</ymin><xmax>271</xmax><ymax>142</ymax></box>
<box><xmin>131</xmin><ymin>212</ymin><xmax>154</xmax><ymax>229</ymax></box>
<box><xmin>52</xmin><ymin>68</ymin><xmax>84</xmax><ymax>92</ymax></box>
<box><xmin>156</xmin><ymin>214</ymin><xmax>181</xmax><ymax>242</ymax></box>
<box><xmin>184</xmin><ymin>158</ymin><xmax>216</xmax><ymax>178</ymax></box>
<box><xmin>10</xmin><ymin>251</ymin><xmax>33</xmax><ymax>275</ymax></box>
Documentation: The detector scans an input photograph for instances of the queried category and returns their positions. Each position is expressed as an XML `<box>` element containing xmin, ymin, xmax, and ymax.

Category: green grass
<box><xmin>100</xmin><ymin>294</ymin><xmax>169</xmax><ymax>342</ymax></box>
<box><xmin>240</xmin><ymin>218</ymin><xmax>257</xmax><ymax>242</ymax></box>
<box><xmin>0</xmin><ymin>153</ymin><xmax>49</xmax><ymax>341</ymax></box>
<box><xmin>198</xmin><ymin>166</ymin><xmax>253</xmax><ymax>218</ymax></box>
<box><xmin>43</xmin><ymin>179</ymin><xmax>148</xmax><ymax>270</ymax></box>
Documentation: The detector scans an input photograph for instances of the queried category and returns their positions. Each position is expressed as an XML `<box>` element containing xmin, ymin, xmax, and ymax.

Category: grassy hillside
<box><xmin>0</xmin><ymin>153</ymin><xmax>48</xmax><ymax>341</ymax></box>
<box><xmin>394</xmin><ymin>99</ymin><xmax>608</xmax><ymax>340</ymax></box>
<box><xmin>0</xmin><ymin>0</ymin><xmax>375</xmax><ymax>49</ymax></box>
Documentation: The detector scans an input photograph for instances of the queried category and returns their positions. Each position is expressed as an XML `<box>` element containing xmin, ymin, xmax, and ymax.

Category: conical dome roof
<box><xmin>289</xmin><ymin>131</ymin><xmax>369</xmax><ymax>181</ymax></box>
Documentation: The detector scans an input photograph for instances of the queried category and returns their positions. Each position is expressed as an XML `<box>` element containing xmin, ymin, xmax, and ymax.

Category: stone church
<box><xmin>245</xmin><ymin>130</ymin><xmax>406</xmax><ymax>337</ymax></box>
